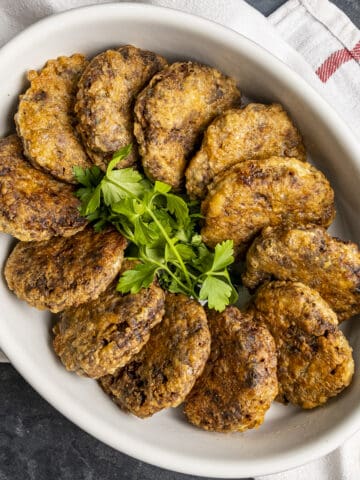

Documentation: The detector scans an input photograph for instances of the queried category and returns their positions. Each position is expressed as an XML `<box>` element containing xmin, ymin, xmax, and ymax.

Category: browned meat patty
<box><xmin>250</xmin><ymin>281</ymin><xmax>354</xmax><ymax>409</ymax></box>
<box><xmin>184</xmin><ymin>306</ymin><xmax>278</xmax><ymax>433</ymax></box>
<box><xmin>4</xmin><ymin>227</ymin><xmax>127</xmax><ymax>313</ymax></box>
<box><xmin>201</xmin><ymin>157</ymin><xmax>335</xmax><ymax>253</ymax></box>
<box><xmin>186</xmin><ymin>103</ymin><xmax>306</xmax><ymax>199</ymax></box>
<box><xmin>0</xmin><ymin>135</ymin><xmax>87</xmax><ymax>241</ymax></box>
<box><xmin>75</xmin><ymin>45</ymin><xmax>167</xmax><ymax>170</ymax></box>
<box><xmin>53</xmin><ymin>261</ymin><xmax>165</xmax><ymax>378</ymax></box>
<box><xmin>99</xmin><ymin>293</ymin><xmax>210</xmax><ymax>418</ymax></box>
<box><xmin>243</xmin><ymin>226</ymin><xmax>360</xmax><ymax>322</ymax></box>
<box><xmin>134</xmin><ymin>61</ymin><xmax>241</xmax><ymax>190</ymax></box>
<box><xmin>15</xmin><ymin>54</ymin><xmax>92</xmax><ymax>183</ymax></box>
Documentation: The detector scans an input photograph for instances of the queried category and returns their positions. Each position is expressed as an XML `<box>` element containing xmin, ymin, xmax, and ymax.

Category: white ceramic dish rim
<box><xmin>0</xmin><ymin>3</ymin><xmax>360</xmax><ymax>477</ymax></box>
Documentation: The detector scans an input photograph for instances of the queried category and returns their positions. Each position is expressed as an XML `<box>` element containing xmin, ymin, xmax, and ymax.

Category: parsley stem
<box><xmin>143</xmin><ymin>256</ymin><xmax>194</xmax><ymax>296</ymax></box>
<box><xmin>145</xmin><ymin>207</ymin><xmax>192</xmax><ymax>287</ymax></box>
<box><xmin>184</xmin><ymin>269</ymin><xmax>198</xmax><ymax>281</ymax></box>
<box><xmin>74</xmin><ymin>149</ymin><xmax>237</xmax><ymax>311</ymax></box>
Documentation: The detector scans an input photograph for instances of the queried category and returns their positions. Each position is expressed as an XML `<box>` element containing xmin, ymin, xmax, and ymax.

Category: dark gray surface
<box><xmin>246</xmin><ymin>0</ymin><xmax>286</xmax><ymax>16</ymax></box>
<box><xmin>1</xmin><ymin>1</ymin><xmax>359</xmax><ymax>480</ymax></box>
<box><xmin>1</xmin><ymin>364</ymin><xmax>241</xmax><ymax>480</ymax></box>
<box><xmin>330</xmin><ymin>0</ymin><xmax>360</xmax><ymax>27</ymax></box>
<box><xmin>0</xmin><ymin>365</ymin><xmax>241</xmax><ymax>480</ymax></box>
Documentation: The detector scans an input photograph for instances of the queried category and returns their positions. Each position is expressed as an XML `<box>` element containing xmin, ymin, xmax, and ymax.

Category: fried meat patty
<box><xmin>243</xmin><ymin>226</ymin><xmax>360</xmax><ymax>322</ymax></box>
<box><xmin>201</xmin><ymin>157</ymin><xmax>335</xmax><ymax>252</ymax></box>
<box><xmin>75</xmin><ymin>45</ymin><xmax>167</xmax><ymax>170</ymax></box>
<box><xmin>99</xmin><ymin>294</ymin><xmax>210</xmax><ymax>418</ymax></box>
<box><xmin>15</xmin><ymin>54</ymin><xmax>91</xmax><ymax>183</ymax></box>
<box><xmin>0</xmin><ymin>135</ymin><xmax>87</xmax><ymax>241</ymax></box>
<box><xmin>5</xmin><ymin>227</ymin><xmax>127</xmax><ymax>313</ymax></box>
<box><xmin>251</xmin><ymin>281</ymin><xmax>354</xmax><ymax>408</ymax></box>
<box><xmin>53</xmin><ymin>263</ymin><xmax>165</xmax><ymax>378</ymax></box>
<box><xmin>184</xmin><ymin>306</ymin><xmax>278</xmax><ymax>432</ymax></box>
<box><xmin>186</xmin><ymin>103</ymin><xmax>306</xmax><ymax>199</ymax></box>
<box><xmin>134</xmin><ymin>61</ymin><xmax>240</xmax><ymax>190</ymax></box>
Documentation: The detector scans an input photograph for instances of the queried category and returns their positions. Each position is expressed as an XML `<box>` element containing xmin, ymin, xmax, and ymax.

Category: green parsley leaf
<box><xmin>117</xmin><ymin>262</ymin><xmax>158</xmax><ymax>294</ymax></box>
<box><xmin>134</xmin><ymin>217</ymin><xmax>158</xmax><ymax>245</ymax></box>
<box><xmin>165</xmin><ymin>193</ymin><xmax>188</xmax><ymax>223</ymax></box>
<box><xmin>73</xmin><ymin>165</ymin><xmax>103</xmax><ymax>188</ymax></box>
<box><xmin>143</xmin><ymin>246</ymin><xmax>165</xmax><ymax>264</ymax></box>
<box><xmin>165</xmin><ymin>243</ymin><xmax>195</xmax><ymax>263</ymax></box>
<box><xmin>154</xmin><ymin>181</ymin><xmax>172</xmax><ymax>194</ymax></box>
<box><xmin>191</xmin><ymin>244</ymin><xmax>213</xmax><ymax>272</ymax></box>
<box><xmin>199</xmin><ymin>276</ymin><xmax>234</xmax><ymax>312</ymax></box>
<box><xmin>191</xmin><ymin>234</ymin><xmax>202</xmax><ymax>246</ymax></box>
<box><xmin>85</xmin><ymin>184</ymin><xmax>101</xmax><ymax>215</ymax></box>
<box><xmin>106</xmin><ymin>144</ymin><xmax>133</xmax><ymax>173</ymax></box>
<box><xmin>93</xmin><ymin>218</ymin><xmax>108</xmax><ymax>232</ymax></box>
<box><xmin>105</xmin><ymin>168</ymin><xmax>145</xmax><ymax>200</ymax></box>
<box><xmin>211</xmin><ymin>240</ymin><xmax>235</xmax><ymax>271</ymax></box>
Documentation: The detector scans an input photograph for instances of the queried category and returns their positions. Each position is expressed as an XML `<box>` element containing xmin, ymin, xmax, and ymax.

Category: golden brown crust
<box><xmin>201</xmin><ymin>157</ymin><xmax>335</xmax><ymax>252</ymax></box>
<box><xmin>251</xmin><ymin>281</ymin><xmax>354</xmax><ymax>408</ymax></box>
<box><xmin>134</xmin><ymin>61</ymin><xmax>241</xmax><ymax>190</ymax></box>
<box><xmin>4</xmin><ymin>227</ymin><xmax>127</xmax><ymax>313</ymax></box>
<box><xmin>53</xmin><ymin>266</ymin><xmax>165</xmax><ymax>379</ymax></box>
<box><xmin>99</xmin><ymin>294</ymin><xmax>210</xmax><ymax>418</ymax></box>
<box><xmin>0</xmin><ymin>135</ymin><xmax>87</xmax><ymax>241</ymax></box>
<box><xmin>184</xmin><ymin>306</ymin><xmax>278</xmax><ymax>432</ymax></box>
<box><xmin>185</xmin><ymin>103</ymin><xmax>306</xmax><ymax>199</ymax></box>
<box><xmin>15</xmin><ymin>54</ymin><xmax>92</xmax><ymax>183</ymax></box>
<box><xmin>75</xmin><ymin>45</ymin><xmax>167</xmax><ymax>170</ymax></box>
<box><xmin>243</xmin><ymin>226</ymin><xmax>360</xmax><ymax>322</ymax></box>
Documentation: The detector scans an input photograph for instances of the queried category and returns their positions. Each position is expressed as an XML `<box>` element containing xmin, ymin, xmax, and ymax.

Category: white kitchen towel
<box><xmin>269</xmin><ymin>0</ymin><xmax>360</xmax><ymax>137</ymax></box>
<box><xmin>0</xmin><ymin>0</ymin><xmax>360</xmax><ymax>479</ymax></box>
<box><xmin>257</xmin><ymin>431</ymin><xmax>360</xmax><ymax>480</ymax></box>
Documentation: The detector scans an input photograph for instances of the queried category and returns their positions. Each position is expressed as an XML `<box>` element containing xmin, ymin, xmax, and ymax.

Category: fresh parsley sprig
<box><xmin>74</xmin><ymin>145</ymin><xmax>238</xmax><ymax>311</ymax></box>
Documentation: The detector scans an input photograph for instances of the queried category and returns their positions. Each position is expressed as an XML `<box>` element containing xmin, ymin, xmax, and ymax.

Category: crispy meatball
<box><xmin>243</xmin><ymin>226</ymin><xmax>360</xmax><ymax>322</ymax></box>
<box><xmin>4</xmin><ymin>227</ymin><xmax>127</xmax><ymax>313</ymax></box>
<box><xmin>0</xmin><ymin>135</ymin><xmax>87</xmax><ymax>241</ymax></box>
<box><xmin>99</xmin><ymin>294</ymin><xmax>210</xmax><ymax>418</ymax></box>
<box><xmin>134</xmin><ymin>61</ymin><xmax>240</xmax><ymax>190</ymax></box>
<box><xmin>75</xmin><ymin>45</ymin><xmax>167</xmax><ymax>170</ymax></box>
<box><xmin>201</xmin><ymin>157</ymin><xmax>335</xmax><ymax>253</ymax></box>
<box><xmin>251</xmin><ymin>281</ymin><xmax>354</xmax><ymax>408</ymax></box>
<box><xmin>15</xmin><ymin>54</ymin><xmax>92</xmax><ymax>183</ymax></box>
<box><xmin>184</xmin><ymin>306</ymin><xmax>278</xmax><ymax>432</ymax></box>
<box><xmin>53</xmin><ymin>262</ymin><xmax>165</xmax><ymax>378</ymax></box>
<box><xmin>186</xmin><ymin>103</ymin><xmax>306</xmax><ymax>199</ymax></box>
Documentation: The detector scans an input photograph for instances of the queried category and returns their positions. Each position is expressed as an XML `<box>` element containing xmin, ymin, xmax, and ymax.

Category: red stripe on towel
<box><xmin>316</xmin><ymin>41</ymin><xmax>360</xmax><ymax>83</ymax></box>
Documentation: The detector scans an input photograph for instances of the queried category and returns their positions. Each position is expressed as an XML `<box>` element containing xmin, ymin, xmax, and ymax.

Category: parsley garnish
<box><xmin>74</xmin><ymin>145</ymin><xmax>237</xmax><ymax>311</ymax></box>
